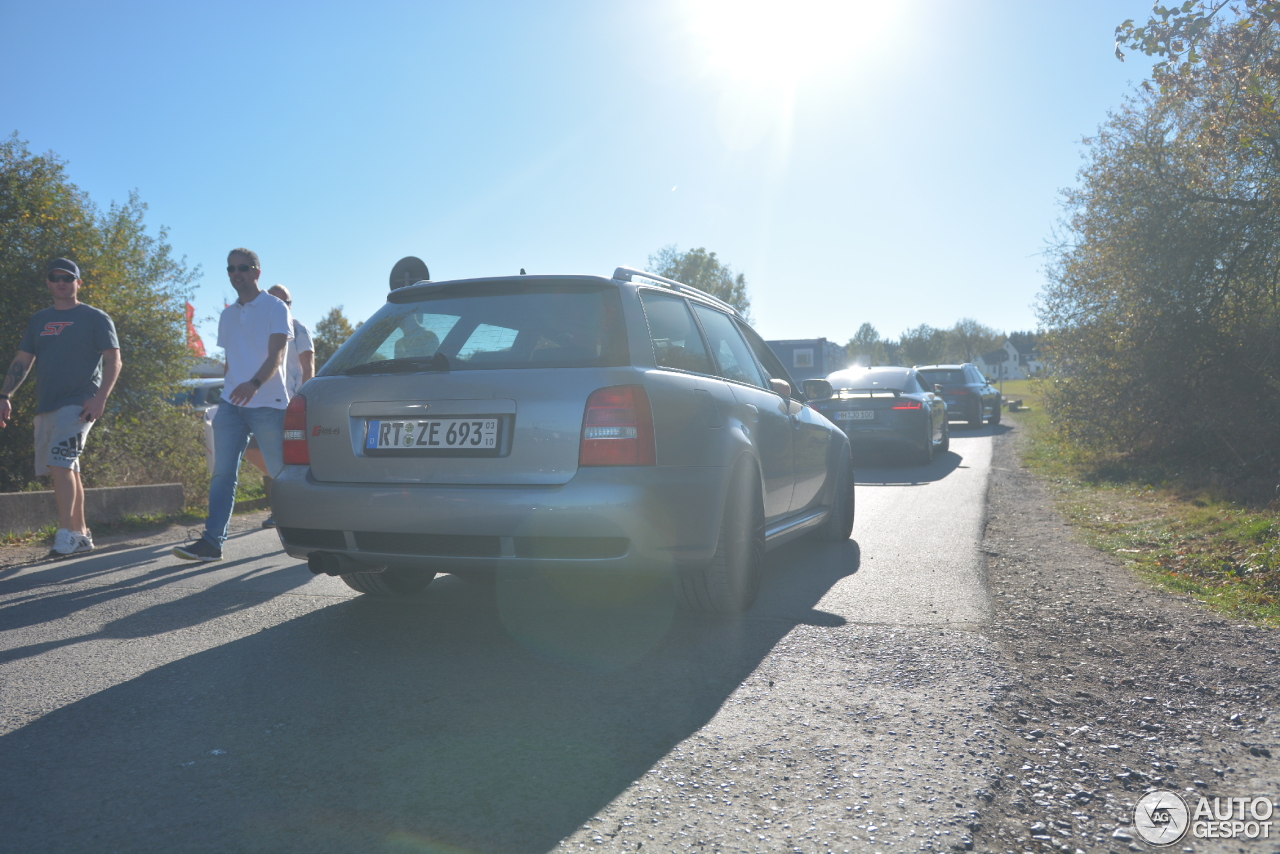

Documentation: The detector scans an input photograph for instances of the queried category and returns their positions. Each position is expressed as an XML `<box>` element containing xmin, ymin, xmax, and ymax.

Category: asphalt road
<box><xmin>0</xmin><ymin>427</ymin><xmax>1006</xmax><ymax>854</ymax></box>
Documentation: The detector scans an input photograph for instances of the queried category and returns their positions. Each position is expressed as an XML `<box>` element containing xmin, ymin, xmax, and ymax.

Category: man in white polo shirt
<box><xmin>174</xmin><ymin>248</ymin><xmax>291</xmax><ymax>562</ymax></box>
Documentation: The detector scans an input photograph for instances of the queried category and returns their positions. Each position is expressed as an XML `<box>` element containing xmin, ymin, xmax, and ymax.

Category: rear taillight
<box><xmin>579</xmin><ymin>385</ymin><xmax>655</xmax><ymax>466</ymax></box>
<box><xmin>891</xmin><ymin>399</ymin><xmax>922</xmax><ymax>410</ymax></box>
<box><xmin>283</xmin><ymin>394</ymin><xmax>309</xmax><ymax>465</ymax></box>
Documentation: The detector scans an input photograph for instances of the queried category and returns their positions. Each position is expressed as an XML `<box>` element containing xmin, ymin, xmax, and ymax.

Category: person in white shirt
<box><xmin>245</xmin><ymin>283</ymin><xmax>313</xmax><ymax>528</ymax></box>
<box><xmin>174</xmin><ymin>248</ymin><xmax>291</xmax><ymax>562</ymax></box>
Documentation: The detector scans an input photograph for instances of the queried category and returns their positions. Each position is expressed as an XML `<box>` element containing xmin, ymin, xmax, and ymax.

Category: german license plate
<box><xmin>365</xmin><ymin>418</ymin><xmax>499</xmax><ymax>451</ymax></box>
<box><xmin>835</xmin><ymin>410</ymin><xmax>873</xmax><ymax>421</ymax></box>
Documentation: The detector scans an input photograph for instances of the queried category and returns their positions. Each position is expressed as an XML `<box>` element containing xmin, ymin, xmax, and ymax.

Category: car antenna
<box><xmin>520</xmin><ymin>268</ymin><xmax>526</xmax><ymax>275</ymax></box>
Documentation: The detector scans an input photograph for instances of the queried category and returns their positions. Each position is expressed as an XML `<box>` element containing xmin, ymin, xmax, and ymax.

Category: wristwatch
<box><xmin>0</xmin><ymin>393</ymin><xmax>9</xmax><ymax>400</ymax></box>
<box><xmin>249</xmin><ymin>377</ymin><xmax>262</xmax><ymax>388</ymax></box>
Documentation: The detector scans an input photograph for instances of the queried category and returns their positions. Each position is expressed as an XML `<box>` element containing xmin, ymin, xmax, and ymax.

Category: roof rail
<box><xmin>612</xmin><ymin>266</ymin><xmax>738</xmax><ymax>314</ymax></box>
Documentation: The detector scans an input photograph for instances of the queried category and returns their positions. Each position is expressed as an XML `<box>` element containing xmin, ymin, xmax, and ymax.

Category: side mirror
<box><xmin>801</xmin><ymin>378</ymin><xmax>832</xmax><ymax>400</ymax></box>
<box><xmin>769</xmin><ymin>378</ymin><xmax>793</xmax><ymax>397</ymax></box>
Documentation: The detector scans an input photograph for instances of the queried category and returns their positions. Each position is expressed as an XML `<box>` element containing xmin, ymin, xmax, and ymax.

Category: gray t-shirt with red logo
<box><xmin>18</xmin><ymin>303</ymin><xmax>120</xmax><ymax>413</ymax></box>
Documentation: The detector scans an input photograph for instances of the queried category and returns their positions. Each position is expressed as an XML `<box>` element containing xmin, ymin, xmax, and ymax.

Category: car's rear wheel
<box><xmin>915</xmin><ymin>419</ymin><xmax>935</xmax><ymax>465</ymax></box>
<box><xmin>341</xmin><ymin>567</ymin><xmax>436</xmax><ymax>597</ymax></box>
<box><xmin>967</xmin><ymin>401</ymin><xmax>983</xmax><ymax>429</ymax></box>
<box><xmin>676</xmin><ymin>462</ymin><xmax>764</xmax><ymax>613</ymax></box>
<box><xmin>820</xmin><ymin>448</ymin><xmax>855</xmax><ymax>540</ymax></box>
<box><xmin>989</xmin><ymin>399</ymin><xmax>1002</xmax><ymax>425</ymax></box>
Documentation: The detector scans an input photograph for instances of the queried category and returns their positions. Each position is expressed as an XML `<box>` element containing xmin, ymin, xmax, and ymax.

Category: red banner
<box><xmin>185</xmin><ymin>302</ymin><xmax>206</xmax><ymax>356</ymax></box>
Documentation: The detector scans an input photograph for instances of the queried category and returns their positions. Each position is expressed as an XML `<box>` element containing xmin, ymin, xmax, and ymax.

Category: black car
<box><xmin>804</xmin><ymin>366</ymin><xmax>948</xmax><ymax>465</ymax></box>
<box><xmin>915</xmin><ymin>363</ymin><xmax>1001</xmax><ymax>428</ymax></box>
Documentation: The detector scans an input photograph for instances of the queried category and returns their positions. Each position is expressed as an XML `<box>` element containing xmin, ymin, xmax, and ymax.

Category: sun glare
<box><xmin>684</xmin><ymin>0</ymin><xmax>896</xmax><ymax>92</ymax></box>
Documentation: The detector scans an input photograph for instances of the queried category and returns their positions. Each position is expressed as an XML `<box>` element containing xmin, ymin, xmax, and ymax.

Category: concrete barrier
<box><xmin>0</xmin><ymin>483</ymin><xmax>185</xmax><ymax>537</ymax></box>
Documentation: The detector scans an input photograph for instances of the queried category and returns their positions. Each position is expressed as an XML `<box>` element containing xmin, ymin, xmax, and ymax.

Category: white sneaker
<box><xmin>70</xmin><ymin>531</ymin><xmax>94</xmax><ymax>554</ymax></box>
<box><xmin>52</xmin><ymin>528</ymin><xmax>78</xmax><ymax>555</ymax></box>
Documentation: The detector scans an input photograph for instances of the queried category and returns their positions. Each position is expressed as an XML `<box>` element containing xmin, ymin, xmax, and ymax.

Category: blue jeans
<box><xmin>204</xmin><ymin>403</ymin><xmax>285</xmax><ymax>547</ymax></box>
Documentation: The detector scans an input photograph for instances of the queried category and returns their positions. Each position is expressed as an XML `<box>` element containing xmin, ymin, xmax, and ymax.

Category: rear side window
<box><xmin>692</xmin><ymin>305</ymin><xmax>765</xmax><ymax>388</ymax></box>
<box><xmin>319</xmin><ymin>281</ymin><xmax>628</xmax><ymax>374</ymax></box>
<box><xmin>736</xmin><ymin>321</ymin><xmax>797</xmax><ymax>397</ymax></box>
<box><xmin>639</xmin><ymin>292</ymin><xmax>714</xmax><ymax>374</ymax></box>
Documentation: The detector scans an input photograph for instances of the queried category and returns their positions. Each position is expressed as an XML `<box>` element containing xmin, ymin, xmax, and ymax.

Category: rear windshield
<box><xmin>828</xmin><ymin>369</ymin><xmax>910</xmax><ymax>392</ymax></box>
<box><xmin>319</xmin><ymin>281</ymin><xmax>629</xmax><ymax>375</ymax></box>
<box><xmin>918</xmin><ymin>369</ymin><xmax>965</xmax><ymax>385</ymax></box>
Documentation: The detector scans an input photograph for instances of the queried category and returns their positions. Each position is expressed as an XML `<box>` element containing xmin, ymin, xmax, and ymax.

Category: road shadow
<box><xmin>0</xmin><ymin>530</ymin><xmax>312</xmax><ymax>661</ymax></box>
<box><xmin>948</xmin><ymin>421</ymin><xmax>1014</xmax><ymax>438</ymax></box>
<box><xmin>854</xmin><ymin>449</ymin><xmax>963</xmax><ymax>485</ymax></box>
<box><xmin>0</xmin><ymin>534</ymin><xmax>861</xmax><ymax>853</ymax></box>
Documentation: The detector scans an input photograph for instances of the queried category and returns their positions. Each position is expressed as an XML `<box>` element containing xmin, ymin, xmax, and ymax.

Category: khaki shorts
<box><xmin>33</xmin><ymin>405</ymin><xmax>95</xmax><ymax>476</ymax></box>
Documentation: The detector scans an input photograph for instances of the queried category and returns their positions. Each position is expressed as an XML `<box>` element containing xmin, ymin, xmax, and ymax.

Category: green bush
<box><xmin>83</xmin><ymin>405</ymin><xmax>210</xmax><ymax>505</ymax></box>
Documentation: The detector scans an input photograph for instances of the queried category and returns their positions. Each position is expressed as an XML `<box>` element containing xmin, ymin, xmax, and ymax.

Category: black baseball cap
<box><xmin>47</xmin><ymin>258</ymin><xmax>81</xmax><ymax>278</ymax></box>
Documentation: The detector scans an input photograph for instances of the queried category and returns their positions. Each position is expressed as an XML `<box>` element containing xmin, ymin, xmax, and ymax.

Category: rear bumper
<box><xmin>942</xmin><ymin>398</ymin><xmax>979</xmax><ymax>422</ymax></box>
<box><xmin>270</xmin><ymin>464</ymin><xmax>730</xmax><ymax>573</ymax></box>
<box><xmin>834</xmin><ymin>419</ymin><xmax>926</xmax><ymax>452</ymax></box>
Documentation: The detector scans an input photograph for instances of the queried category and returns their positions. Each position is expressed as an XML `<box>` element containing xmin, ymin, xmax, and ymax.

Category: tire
<box><xmin>341</xmin><ymin>567</ymin><xmax>436</xmax><ymax>597</ymax></box>
<box><xmin>820</xmin><ymin>448</ymin><xmax>855</xmax><ymax>541</ymax></box>
<box><xmin>915</xmin><ymin>419</ymin><xmax>935</xmax><ymax>465</ymax></box>
<box><xmin>937</xmin><ymin>419</ymin><xmax>950</xmax><ymax>454</ymax></box>
<box><xmin>967</xmin><ymin>401</ymin><xmax>983</xmax><ymax>430</ymax></box>
<box><xmin>989</xmin><ymin>398</ymin><xmax>1002</xmax><ymax>425</ymax></box>
<box><xmin>676</xmin><ymin>462</ymin><xmax>765</xmax><ymax>613</ymax></box>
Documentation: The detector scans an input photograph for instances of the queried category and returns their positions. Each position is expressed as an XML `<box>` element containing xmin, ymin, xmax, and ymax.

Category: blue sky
<box><xmin>2</xmin><ymin>1</ymin><xmax>1156</xmax><ymax>350</ymax></box>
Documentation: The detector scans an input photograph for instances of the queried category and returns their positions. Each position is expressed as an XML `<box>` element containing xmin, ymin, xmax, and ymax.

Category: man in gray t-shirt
<box><xmin>0</xmin><ymin>258</ymin><xmax>122</xmax><ymax>556</ymax></box>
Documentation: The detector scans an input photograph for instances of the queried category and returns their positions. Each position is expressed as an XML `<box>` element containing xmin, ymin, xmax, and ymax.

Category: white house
<box><xmin>977</xmin><ymin>340</ymin><xmax>1044</xmax><ymax>380</ymax></box>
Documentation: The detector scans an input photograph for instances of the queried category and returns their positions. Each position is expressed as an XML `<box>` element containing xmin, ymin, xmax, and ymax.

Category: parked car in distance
<box><xmin>803</xmin><ymin>366</ymin><xmax>948</xmax><ymax>465</ymax></box>
<box><xmin>915</xmin><ymin>363</ymin><xmax>1001</xmax><ymax>428</ymax></box>
<box><xmin>171</xmin><ymin>378</ymin><xmax>224</xmax><ymax>413</ymax></box>
<box><xmin>271</xmin><ymin>266</ymin><xmax>855</xmax><ymax>613</ymax></box>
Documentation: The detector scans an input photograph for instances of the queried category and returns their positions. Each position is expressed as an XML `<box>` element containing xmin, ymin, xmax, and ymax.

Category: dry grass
<box><xmin>1006</xmin><ymin>379</ymin><xmax>1280</xmax><ymax>626</ymax></box>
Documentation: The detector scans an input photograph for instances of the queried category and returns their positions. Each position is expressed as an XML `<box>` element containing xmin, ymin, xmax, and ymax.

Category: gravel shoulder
<box><xmin>975</xmin><ymin>422</ymin><xmax>1279</xmax><ymax>853</ymax></box>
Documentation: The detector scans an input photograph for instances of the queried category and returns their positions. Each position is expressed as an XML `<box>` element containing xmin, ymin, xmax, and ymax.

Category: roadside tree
<box><xmin>0</xmin><ymin>135</ymin><xmax>202</xmax><ymax>494</ymax></box>
<box><xmin>647</xmin><ymin>246</ymin><xmax>752</xmax><ymax>321</ymax></box>
<box><xmin>946</xmin><ymin>318</ymin><xmax>1002</xmax><ymax>363</ymax></box>
<box><xmin>898</xmin><ymin>324</ymin><xmax>946</xmax><ymax>367</ymax></box>
<box><xmin>312</xmin><ymin>306</ymin><xmax>356</xmax><ymax>371</ymax></box>
<box><xmin>1041</xmin><ymin>20</ymin><xmax>1280</xmax><ymax>470</ymax></box>
<box><xmin>845</xmin><ymin>322</ymin><xmax>887</xmax><ymax>367</ymax></box>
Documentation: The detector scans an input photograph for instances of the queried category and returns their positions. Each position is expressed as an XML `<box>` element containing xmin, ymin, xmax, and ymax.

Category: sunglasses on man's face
<box><xmin>227</xmin><ymin>264</ymin><xmax>258</xmax><ymax>273</ymax></box>
<box><xmin>47</xmin><ymin>274</ymin><xmax>76</xmax><ymax>283</ymax></box>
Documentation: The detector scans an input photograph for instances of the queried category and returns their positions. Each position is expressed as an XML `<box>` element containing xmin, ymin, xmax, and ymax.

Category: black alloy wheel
<box><xmin>820</xmin><ymin>448</ymin><xmax>855</xmax><ymax>541</ymax></box>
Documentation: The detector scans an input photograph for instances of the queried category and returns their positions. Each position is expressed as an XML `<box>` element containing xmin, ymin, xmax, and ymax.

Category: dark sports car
<box><xmin>804</xmin><ymin>366</ymin><xmax>948</xmax><ymax>465</ymax></box>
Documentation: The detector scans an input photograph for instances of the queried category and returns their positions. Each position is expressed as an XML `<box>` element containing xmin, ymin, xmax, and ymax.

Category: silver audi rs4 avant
<box><xmin>272</xmin><ymin>267</ymin><xmax>855</xmax><ymax>612</ymax></box>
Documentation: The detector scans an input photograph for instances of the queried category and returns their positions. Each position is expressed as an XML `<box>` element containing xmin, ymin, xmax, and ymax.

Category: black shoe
<box><xmin>173</xmin><ymin>538</ymin><xmax>223</xmax><ymax>562</ymax></box>
<box><xmin>261</xmin><ymin>515</ymin><xmax>276</xmax><ymax>528</ymax></box>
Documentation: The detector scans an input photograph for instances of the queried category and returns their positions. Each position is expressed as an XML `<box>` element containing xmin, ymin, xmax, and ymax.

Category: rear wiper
<box><xmin>341</xmin><ymin>353</ymin><xmax>450</xmax><ymax>375</ymax></box>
